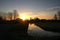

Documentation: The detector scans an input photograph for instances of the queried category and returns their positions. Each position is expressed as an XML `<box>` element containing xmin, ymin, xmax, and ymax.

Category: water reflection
<box><xmin>28</xmin><ymin>24</ymin><xmax>44</xmax><ymax>31</ymax></box>
<box><xmin>28</xmin><ymin>23</ymin><xmax>60</xmax><ymax>37</ymax></box>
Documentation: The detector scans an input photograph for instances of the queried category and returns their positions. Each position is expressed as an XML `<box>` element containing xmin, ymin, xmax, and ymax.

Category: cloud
<box><xmin>33</xmin><ymin>6</ymin><xmax>60</xmax><ymax>19</ymax></box>
<box><xmin>18</xmin><ymin>6</ymin><xmax>60</xmax><ymax>19</ymax></box>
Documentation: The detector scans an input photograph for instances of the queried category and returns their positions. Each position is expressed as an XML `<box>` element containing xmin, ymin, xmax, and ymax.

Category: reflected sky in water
<box><xmin>28</xmin><ymin>24</ymin><xmax>60</xmax><ymax>37</ymax></box>
<box><xmin>28</xmin><ymin>24</ymin><xmax>44</xmax><ymax>30</ymax></box>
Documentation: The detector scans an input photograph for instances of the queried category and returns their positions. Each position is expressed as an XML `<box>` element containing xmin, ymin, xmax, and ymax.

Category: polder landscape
<box><xmin>0</xmin><ymin>10</ymin><xmax>60</xmax><ymax>40</ymax></box>
<box><xmin>0</xmin><ymin>0</ymin><xmax>60</xmax><ymax>40</ymax></box>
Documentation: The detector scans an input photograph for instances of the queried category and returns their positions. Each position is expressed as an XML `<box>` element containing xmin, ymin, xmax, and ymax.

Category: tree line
<box><xmin>0</xmin><ymin>10</ymin><xmax>19</xmax><ymax>20</ymax></box>
<box><xmin>54</xmin><ymin>11</ymin><xmax>60</xmax><ymax>20</ymax></box>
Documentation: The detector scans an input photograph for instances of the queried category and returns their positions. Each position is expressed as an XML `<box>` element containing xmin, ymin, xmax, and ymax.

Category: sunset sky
<box><xmin>0</xmin><ymin>0</ymin><xmax>60</xmax><ymax>19</ymax></box>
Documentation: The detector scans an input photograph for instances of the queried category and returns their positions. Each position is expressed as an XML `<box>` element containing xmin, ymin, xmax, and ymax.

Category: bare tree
<box><xmin>8</xmin><ymin>12</ymin><xmax>13</xmax><ymax>20</ymax></box>
<box><xmin>2</xmin><ymin>13</ymin><xmax>7</xmax><ymax>20</ymax></box>
<box><xmin>0</xmin><ymin>12</ymin><xmax>2</xmax><ymax>18</ymax></box>
<box><xmin>13</xmin><ymin>10</ymin><xmax>18</xmax><ymax>20</ymax></box>
<box><xmin>0</xmin><ymin>12</ymin><xmax>6</xmax><ymax>20</ymax></box>
<box><xmin>58</xmin><ymin>11</ymin><xmax>60</xmax><ymax>20</ymax></box>
<box><xmin>54</xmin><ymin>14</ymin><xmax>57</xmax><ymax>20</ymax></box>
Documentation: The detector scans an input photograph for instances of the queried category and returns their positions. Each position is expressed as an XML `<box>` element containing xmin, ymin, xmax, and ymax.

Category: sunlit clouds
<box><xmin>19</xmin><ymin>12</ymin><xmax>32</xmax><ymax>20</ymax></box>
<box><xmin>18</xmin><ymin>8</ymin><xmax>60</xmax><ymax>20</ymax></box>
<box><xmin>0</xmin><ymin>0</ymin><xmax>60</xmax><ymax>20</ymax></box>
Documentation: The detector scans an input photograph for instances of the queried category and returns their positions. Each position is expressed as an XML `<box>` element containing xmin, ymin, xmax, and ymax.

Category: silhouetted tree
<box><xmin>3</xmin><ymin>13</ymin><xmax>7</xmax><ymax>20</ymax></box>
<box><xmin>0</xmin><ymin>12</ymin><xmax>6</xmax><ymax>20</ymax></box>
<box><xmin>8</xmin><ymin>12</ymin><xmax>13</xmax><ymax>20</ymax></box>
<box><xmin>0</xmin><ymin>12</ymin><xmax>2</xmax><ymax>17</ymax></box>
<box><xmin>34</xmin><ymin>17</ymin><xmax>40</xmax><ymax>22</ymax></box>
<box><xmin>58</xmin><ymin>11</ymin><xmax>60</xmax><ymax>20</ymax></box>
<box><xmin>54</xmin><ymin>14</ymin><xmax>57</xmax><ymax>20</ymax></box>
<box><xmin>13</xmin><ymin>10</ymin><xmax>18</xmax><ymax>20</ymax></box>
<box><xmin>0</xmin><ymin>12</ymin><xmax>2</xmax><ymax>22</ymax></box>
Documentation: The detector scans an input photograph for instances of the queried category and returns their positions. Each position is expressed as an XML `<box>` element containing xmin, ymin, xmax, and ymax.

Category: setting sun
<box><xmin>21</xmin><ymin>16</ymin><xmax>27</xmax><ymax>20</ymax></box>
<box><xmin>19</xmin><ymin>13</ymin><xmax>30</xmax><ymax>20</ymax></box>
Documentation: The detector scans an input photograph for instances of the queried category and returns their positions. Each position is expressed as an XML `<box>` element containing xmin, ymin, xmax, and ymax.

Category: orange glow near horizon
<box><xmin>19</xmin><ymin>13</ymin><xmax>30</xmax><ymax>20</ymax></box>
<box><xmin>18</xmin><ymin>12</ymin><xmax>53</xmax><ymax>20</ymax></box>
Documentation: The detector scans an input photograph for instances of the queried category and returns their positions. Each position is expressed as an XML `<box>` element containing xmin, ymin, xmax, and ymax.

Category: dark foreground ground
<box><xmin>0</xmin><ymin>32</ymin><xmax>60</xmax><ymax>40</ymax></box>
<box><xmin>0</xmin><ymin>19</ymin><xmax>60</xmax><ymax>40</ymax></box>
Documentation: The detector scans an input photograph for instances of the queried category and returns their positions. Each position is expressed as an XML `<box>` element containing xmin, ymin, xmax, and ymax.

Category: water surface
<box><xmin>28</xmin><ymin>24</ymin><xmax>60</xmax><ymax>37</ymax></box>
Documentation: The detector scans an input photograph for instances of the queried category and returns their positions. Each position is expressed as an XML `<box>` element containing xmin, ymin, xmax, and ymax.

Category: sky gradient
<box><xmin>0</xmin><ymin>0</ymin><xmax>60</xmax><ymax>19</ymax></box>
